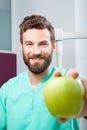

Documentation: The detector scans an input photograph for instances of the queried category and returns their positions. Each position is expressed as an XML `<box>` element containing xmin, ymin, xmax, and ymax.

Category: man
<box><xmin>0</xmin><ymin>14</ymin><xmax>87</xmax><ymax>130</ymax></box>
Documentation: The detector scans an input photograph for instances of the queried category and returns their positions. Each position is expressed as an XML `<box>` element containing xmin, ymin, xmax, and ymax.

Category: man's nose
<box><xmin>33</xmin><ymin>46</ymin><xmax>41</xmax><ymax>54</ymax></box>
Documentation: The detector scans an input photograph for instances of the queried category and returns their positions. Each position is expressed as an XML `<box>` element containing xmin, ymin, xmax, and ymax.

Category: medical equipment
<box><xmin>55</xmin><ymin>29</ymin><xmax>87</xmax><ymax>67</ymax></box>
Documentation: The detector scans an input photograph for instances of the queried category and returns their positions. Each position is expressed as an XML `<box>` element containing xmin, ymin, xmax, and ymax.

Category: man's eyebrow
<box><xmin>25</xmin><ymin>41</ymin><xmax>33</xmax><ymax>43</ymax></box>
<box><xmin>39</xmin><ymin>40</ymin><xmax>48</xmax><ymax>43</ymax></box>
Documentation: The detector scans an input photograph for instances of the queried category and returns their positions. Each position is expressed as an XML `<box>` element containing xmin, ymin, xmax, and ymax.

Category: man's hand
<box><xmin>54</xmin><ymin>70</ymin><xmax>87</xmax><ymax>123</ymax></box>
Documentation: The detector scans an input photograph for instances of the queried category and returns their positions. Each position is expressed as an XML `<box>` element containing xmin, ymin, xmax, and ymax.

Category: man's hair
<box><xmin>19</xmin><ymin>14</ymin><xmax>55</xmax><ymax>44</ymax></box>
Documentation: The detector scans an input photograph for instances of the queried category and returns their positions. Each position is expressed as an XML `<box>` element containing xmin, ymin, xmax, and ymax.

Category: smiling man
<box><xmin>0</xmin><ymin>14</ymin><xmax>87</xmax><ymax>130</ymax></box>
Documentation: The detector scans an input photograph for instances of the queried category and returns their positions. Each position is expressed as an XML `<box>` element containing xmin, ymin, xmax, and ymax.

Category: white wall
<box><xmin>75</xmin><ymin>0</ymin><xmax>87</xmax><ymax>76</ymax></box>
<box><xmin>11</xmin><ymin>0</ymin><xmax>75</xmax><ymax>74</ymax></box>
<box><xmin>75</xmin><ymin>0</ymin><xmax>87</xmax><ymax>129</ymax></box>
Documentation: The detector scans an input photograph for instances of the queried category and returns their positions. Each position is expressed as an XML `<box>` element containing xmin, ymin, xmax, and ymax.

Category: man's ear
<box><xmin>52</xmin><ymin>42</ymin><xmax>56</xmax><ymax>52</ymax></box>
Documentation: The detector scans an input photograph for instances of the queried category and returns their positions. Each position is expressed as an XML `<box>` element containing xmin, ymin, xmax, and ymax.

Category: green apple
<box><xmin>44</xmin><ymin>77</ymin><xmax>84</xmax><ymax>118</ymax></box>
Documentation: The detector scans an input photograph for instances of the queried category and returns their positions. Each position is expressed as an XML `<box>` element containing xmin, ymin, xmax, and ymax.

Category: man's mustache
<box><xmin>28</xmin><ymin>54</ymin><xmax>45</xmax><ymax>59</ymax></box>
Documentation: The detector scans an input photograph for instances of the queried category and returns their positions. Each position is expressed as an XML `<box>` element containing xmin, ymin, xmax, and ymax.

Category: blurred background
<box><xmin>0</xmin><ymin>0</ymin><xmax>87</xmax><ymax>129</ymax></box>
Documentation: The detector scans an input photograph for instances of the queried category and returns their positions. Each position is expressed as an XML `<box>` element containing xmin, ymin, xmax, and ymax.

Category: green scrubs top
<box><xmin>0</xmin><ymin>67</ymin><xmax>80</xmax><ymax>130</ymax></box>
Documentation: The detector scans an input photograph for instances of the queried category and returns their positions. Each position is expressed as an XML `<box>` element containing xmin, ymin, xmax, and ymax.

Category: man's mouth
<box><xmin>30</xmin><ymin>57</ymin><xmax>44</xmax><ymax>63</ymax></box>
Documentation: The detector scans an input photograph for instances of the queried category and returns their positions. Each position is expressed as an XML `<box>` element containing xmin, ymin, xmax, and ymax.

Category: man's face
<box><xmin>21</xmin><ymin>29</ymin><xmax>55</xmax><ymax>74</ymax></box>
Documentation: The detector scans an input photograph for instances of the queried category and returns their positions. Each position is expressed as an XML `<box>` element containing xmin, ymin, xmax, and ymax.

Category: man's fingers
<box><xmin>58</xmin><ymin>118</ymin><xmax>70</xmax><ymax>123</ymax></box>
<box><xmin>54</xmin><ymin>71</ymin><xmax>62</xmax><ymax>77</ymax></box>
<box><xmin>54</xmin><ymin>70</ymin><xmax>79</xmax><ymax>79</ymax></box>
<box><xmin>69</xmin><ymin>70</ymin><xmax>79</xmax><ymax>79</ymax></box>
<box><xmin>81</xmin><ymin>79</ymin><xmax>87</xmax><ymax>100</ymax></box>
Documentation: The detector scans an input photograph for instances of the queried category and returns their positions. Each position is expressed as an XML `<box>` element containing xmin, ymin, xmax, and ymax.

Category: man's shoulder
<box><xmin>0</xmin><ymin>71</ymin><xmax>28</xmax><ymax>97</ymax></box>
<box><xmin>1</xmin><ymin>71</ymin><xmax>28</xmax><ymax>88</ymax></box>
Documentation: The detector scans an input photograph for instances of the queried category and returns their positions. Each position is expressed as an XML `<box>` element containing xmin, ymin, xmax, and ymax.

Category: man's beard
<box><xmin>22</xmin><ymin>53</ymin><xmax>52</xmax><ymax>74</ymax></box>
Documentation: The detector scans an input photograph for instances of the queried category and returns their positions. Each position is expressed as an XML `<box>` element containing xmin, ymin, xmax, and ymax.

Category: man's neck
<box><xmin>28</xmin><ymin>67</ymin><xmax>51</xmax><ymax>87</ymax></box>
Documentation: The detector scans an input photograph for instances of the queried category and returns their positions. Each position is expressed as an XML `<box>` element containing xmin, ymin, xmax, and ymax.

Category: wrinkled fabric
<box><xmin>0</xmin><ymin>67</ymin><xmax>80</xmax><ymax>130</ymax></box>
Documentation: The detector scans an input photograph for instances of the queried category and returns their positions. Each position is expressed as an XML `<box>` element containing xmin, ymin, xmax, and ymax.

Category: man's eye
<box><xmin>28</xmin><ymin>43</ymin><xmax>32</xmax><ymax>45</ymax></box>
<box><xmin>41</xmin><ymin>42</ymin><xmax>48</xmax><ymax>46</ymax></box>
<box><xmin>26</xmin><ymin>43</ymin><xmax>32</xmax><ymax>46</ymax></box>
